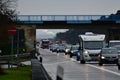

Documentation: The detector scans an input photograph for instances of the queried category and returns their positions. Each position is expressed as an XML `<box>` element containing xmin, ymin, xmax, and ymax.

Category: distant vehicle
<box><xmin>98</xmin><ymin>47</ymin><xmax>118</xmax><ymax>66</ymax></box>
<box><xmin>78</xmin><ymin>32</ymin><xmax>106</xmax><ymax>64</ymax></box>
<box><xmin>109</xmin><ymin>40</ymin><xmax>120</xmax><ymax>47</ymax></box>
<box><xmin>41</xmin><ymin>39</ymin><xmax>50</xmax><ymax>49</ymax></box>
<box><xmin>65</xmin><ymin>45</ymin><xmax>71</xmax><ymax>55</ymax></box>
<box><xmin>112</xmin><ymin>45</ymin><xmax>120</xmax><ymax>54</ymax></box>
<box><xmin>56</xmin><ymin>45</ymin><xmax>66</xmax><ymax>53</ymax></box>
<box><xmin>69</xmin><ymin>45</ymin><xmax>79</xmax><ymax>58</ymax></box>
<box><xmin>118</xmin><ymin>54</ymin><xmax>120</xmax><ymax>70</ymax></box>
<box><xmin>50</xmin><ymin>44</ymin><xmax>59</xmax><ymax>52</ymax></box>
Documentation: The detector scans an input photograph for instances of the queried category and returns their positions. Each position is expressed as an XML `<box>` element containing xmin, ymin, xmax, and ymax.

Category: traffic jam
<box><xmin>36</xmin><ymin>32</ymin><xmax>120</xmax><ymax>71</ymax></box>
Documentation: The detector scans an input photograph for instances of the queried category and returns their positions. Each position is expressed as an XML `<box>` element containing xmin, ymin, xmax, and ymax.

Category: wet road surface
<box><xmin>39</xmin><ymin>48</ymin><xmax>120</xmax><ymax>80</ymax></box>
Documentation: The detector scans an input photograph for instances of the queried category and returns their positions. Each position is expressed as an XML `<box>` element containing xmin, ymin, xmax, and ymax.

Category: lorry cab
<box><xmin>78</xmin><ymin>32</ymin><xmax>106</xmax><ymax>64</ymax></box>
<box><xmin>109</xmin><ymin>40</ymin><xmax>120</xmax><ymax>47</ymax></box>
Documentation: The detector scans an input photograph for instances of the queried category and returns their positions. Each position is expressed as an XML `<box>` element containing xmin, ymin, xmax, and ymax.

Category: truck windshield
<box><xmin>84</xmin><ymin>41</ymin><xmax>103</xmax><ymax>49</ymax></box>
<box><xmin>109</xmin><ymin>42</ymin><xmax>120</xmax><ymax>47</ymax></box>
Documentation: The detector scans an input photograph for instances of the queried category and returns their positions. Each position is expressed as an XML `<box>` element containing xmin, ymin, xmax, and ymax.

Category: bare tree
<box><xmin>0</xmin><ymin>0</ymin><xmax>17</xmax><ymax>73</ymax></box>
<box><xmin>0</xmin><ymin>0</ymin><xmax>17</xmax><ymax>44</ymax></box>
<box><xmin>0</xmin><ymin>0</ymin><xmax>17</xmax><ymax>18</ymax></box>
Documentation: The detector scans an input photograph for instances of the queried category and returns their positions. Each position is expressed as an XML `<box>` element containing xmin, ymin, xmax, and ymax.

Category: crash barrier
<box><xmin>56</xmin><ymin>65</ymin><xmax>64</xmax><ymax>80</ymax></box>
<box><xmin>0</xmin><ymin>53</ymin><xmax>30</xmax><ymax>60</ymax></box>
<box><xmin>31</xmin><ymin>59</ymin><xmax>52</xmax><ymax>80</ymax></box>
<box><xmin>118</xmin><ymin>54</ymin><xmax>120</xmax><ymax>70</ymax></box>
<box><xmin>39</xmin><ymin>56</ymin><xmax>42</xmax><ymax>63</ymax></box>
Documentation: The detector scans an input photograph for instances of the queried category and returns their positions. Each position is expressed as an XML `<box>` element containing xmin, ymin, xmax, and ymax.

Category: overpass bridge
<box><xmin>14</xmin><ymin>15</ymin><xmax>120</xmax><ymax>29</ymax></box>
<box><xmin>13</xmin><ymin>15</ymin><xmax>120</xmax><ymax>51</ymax></box>
<box><xmin>15</xmin><ymin>15</ymin><xmax>120</xmax><ymax>23</ymax></box>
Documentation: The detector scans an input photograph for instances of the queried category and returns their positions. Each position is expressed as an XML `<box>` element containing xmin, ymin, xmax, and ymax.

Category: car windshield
<box><xmin>84</xmin><ymin>41</ymin><xmax>103</xmax><ymax>49</ymax></box>
<box><xmin>102</xmin><ymin>48</ymin><xmax>117</xmax><ymax>54</ymax></box>
<box><xmin>112</xmin><ymin>45</ymin><xmax>120</xmax><ymax>50</ymax></box>
<box><xmin>66</xmin><ymin>45</ymin><xmax>71</xmax><ymax>49</ymax></box>
<box><xmin>71</xmin><ymin>46</ymin><xmax>78</xmax><ymax>50</ymax></box>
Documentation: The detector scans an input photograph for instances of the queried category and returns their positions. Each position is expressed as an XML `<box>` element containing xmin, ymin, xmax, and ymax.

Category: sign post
<box><xmin>8</xmin><ymin>26</ymin><xmax>16</xmax><ymax>68</ymax></box>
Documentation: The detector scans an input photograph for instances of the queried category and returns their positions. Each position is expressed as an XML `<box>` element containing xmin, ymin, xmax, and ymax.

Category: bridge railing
<box><xmin>15</xmin><ymin>15</ymin><xmax>109</xmax><ymax>22</ymax></box>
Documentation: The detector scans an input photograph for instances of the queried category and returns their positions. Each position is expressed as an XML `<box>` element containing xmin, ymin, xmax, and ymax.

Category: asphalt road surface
<box><xmin>39</xmin><ymin>48</ymin><xmax>120</xmax><ymax>80</ymax></box>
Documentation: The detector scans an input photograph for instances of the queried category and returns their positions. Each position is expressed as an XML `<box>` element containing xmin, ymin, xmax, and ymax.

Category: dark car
<box><xmin>56</xmin><ymin>45</ymin><xmax>66</xmax><ymax>53</ymax></box>
<box><xmin>69</xmin><ymin>45</ymin><xmax>79</xmax><ymax>58</ymax></box>
<box><xmin>65</xmin><ymin>45</ymin><xmax>71</xmax><ymax>55</ymax></box>
<box><xmin>51</xmin><ymin>44</ymin><xmax>59</xmax><ymax>52</ymax></box>
<box><xmin>98</xmin><ymin>47</ymin><xmax>118</xmax><ymax>66</ymax></box>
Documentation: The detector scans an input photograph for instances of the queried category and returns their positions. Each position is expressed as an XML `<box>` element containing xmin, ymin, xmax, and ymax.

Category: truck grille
<box><xmin>89</xmin><ymin>54</ymin><xmax>98</xmax><ymax>57</ymax></box>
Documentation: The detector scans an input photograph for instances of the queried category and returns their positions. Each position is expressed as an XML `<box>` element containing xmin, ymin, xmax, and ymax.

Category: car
<box><xmin>118</xmin><ymin>54</ymin><xmax>120</xmax><ymax>70</ymax></box>
<box><xmin>98</xmin><ymin>47</ymin><xmax>118</xmax><ymax>66</ymax></box>
<box><xmin>51</xmin><ymin>44</ymin><xmax>59</xmax><ymax>52</ymax></box>
<box><xmin>56</xmin><ymin>45</ymin><xmax>66</xmax><ymax>53</ymax></box>
<box><xmin>69</xmin><ymin>45</ymin><xmax>79</xmax><ymax>58</ymax></box>
<box><xmin>64</xmin><ymin>45</ymin><xmax>71</xmax><ymax>55</ymax></box>
<box><xmin>112</xmin><ymin>45</ymin><xmax>120</xmax><ymax>54</ymax></box>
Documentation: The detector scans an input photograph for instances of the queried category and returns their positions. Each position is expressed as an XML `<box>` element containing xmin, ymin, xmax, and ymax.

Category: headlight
<box><xmin>101</xmin><ymin>56</ymin><xmax>105</xmax><ymax>59</ymax></box>
<box><xmin>71</xmin><ymin>51</ymin><xmax>74</xmax><ymax>53</ymax></box>
<box><xmin>65</xmin><ymin>49</ymin><xmax>69</xmax><ymax>52</ymax></box>
<box><xmin>84</xmin><ymin>51</ymin><xmax>88</xmax><ymax>54</ymax></box>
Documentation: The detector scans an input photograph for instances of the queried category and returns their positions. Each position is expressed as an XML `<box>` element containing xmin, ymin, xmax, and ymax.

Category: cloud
<box><xmin>36</xmin><ymin>29</ymin><xmax>68</xmax><ymax>39</ymax></box>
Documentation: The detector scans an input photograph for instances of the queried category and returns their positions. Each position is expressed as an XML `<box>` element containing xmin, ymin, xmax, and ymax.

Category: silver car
<box><xmin>98</xmin><ymin>47</ymin><xmax>118</xmax><ymax>66</ymax></box>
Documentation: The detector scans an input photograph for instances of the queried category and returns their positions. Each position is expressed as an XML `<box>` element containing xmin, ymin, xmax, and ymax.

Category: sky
<box><xmin>36</xmin><ymin>29</ymin><xmax>68</xmax><ymax>39</ymax></box>
<box><xmin>17</xmin><ymin>0</ymin><xmax>120</xmax><ymax>15</ymax></box>
<box><xmin>17</xmin><ymin>0</ymin><xmax>120</xmax><ymax>39</ymax></box>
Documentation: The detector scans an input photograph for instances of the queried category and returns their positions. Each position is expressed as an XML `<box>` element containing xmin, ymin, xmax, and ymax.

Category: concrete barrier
<box><xmin>56</xmin><ymin>65</ymin><xmax>64</xmax><ymax>80</ymax></box>
<box><xmin>31</xmin><ymin>59</ymin><xmax>52</xmax><ymax>80</ymax></box>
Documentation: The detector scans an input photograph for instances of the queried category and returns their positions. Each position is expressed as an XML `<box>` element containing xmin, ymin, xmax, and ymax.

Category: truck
<box><xmin>109</xmin><ymin>40</ymin><xmax>120</xmax><ymax>47</ymax></box>
<box><xmin>41</xmin><ymin>39</ymin><xmax>50</xmax><ymax>49</ymax></box>
<box><xmin>78</xmin><ymin>32</ymin><xmax>106</xmax><ymax>64</ymax></box>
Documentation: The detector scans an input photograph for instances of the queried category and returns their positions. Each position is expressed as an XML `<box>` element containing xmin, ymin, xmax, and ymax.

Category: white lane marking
<box><xmin>43</xmin><ymin>61</ymin><xmax>71</xmax><ymax>65</ymax></box>
<box><xmin>87</xmin><ymin>64</ymin><xmax>120</xmax><ymax>76</ymax></box>
<box><xmin>70</xmin><ymin>58</ymin><xmax>76</xmax><ymax>62</ymax></box>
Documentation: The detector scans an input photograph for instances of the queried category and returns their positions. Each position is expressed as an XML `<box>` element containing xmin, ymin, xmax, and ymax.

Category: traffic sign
<box><xmin>8</xmin><ymin>26</ymin><xmax>16</xmax><ymax>35</ymax></box>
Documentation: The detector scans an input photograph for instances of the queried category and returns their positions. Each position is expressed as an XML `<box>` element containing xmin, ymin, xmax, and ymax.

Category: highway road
<box><xmin>39</xmin><ymin>48</ymin><xmax>120</xmax><ymax>80</ymax></box>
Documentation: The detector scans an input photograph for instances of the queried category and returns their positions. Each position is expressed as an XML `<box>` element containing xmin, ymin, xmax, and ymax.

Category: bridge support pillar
<box><xmin>17</xmin><ymin>25</ymin><xmax>36</xmax><ymax>52</ymax></box>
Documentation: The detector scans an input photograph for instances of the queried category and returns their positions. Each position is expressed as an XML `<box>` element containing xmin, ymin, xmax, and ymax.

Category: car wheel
<box><xmin>99</xmin><ymin>62</ymin><xmax>103</xmax><ymax>66</ymax></box>
<box><xmin>118</xmin><ymin>65</ymin><xmax>120</xmax><ymax>70</ymax></box>
<box><xmin>76</xmin><ymin>57</ymin><xmax>80</xmax><ymax>61</ymax></box>
<box><xmin>80</xmin><ymin>60</ymin><xmax>85</xmax><ymax>64</ymax></box>
<box><xmin>70</xmin><ymin>54</ymin><xmax>72</xmax><ymax>58</ymax></box>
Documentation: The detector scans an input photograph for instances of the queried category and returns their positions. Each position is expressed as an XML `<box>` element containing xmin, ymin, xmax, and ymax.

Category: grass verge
<box><xmin>0</xmin><ymin>66</ymin><xmax>31</xmax><ymax>80</ymax></box>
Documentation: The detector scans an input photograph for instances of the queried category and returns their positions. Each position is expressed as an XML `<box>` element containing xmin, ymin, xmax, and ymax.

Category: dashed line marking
<box><xmin>87</xmin><ymin>64</ymin><xmax>120</xmax><ymax>76</ymax></box>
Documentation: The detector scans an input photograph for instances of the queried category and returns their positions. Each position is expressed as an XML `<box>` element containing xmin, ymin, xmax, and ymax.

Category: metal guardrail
<box><xmin>31</xmin><ymin>59</ymin><xmax>52</xmax><ymax>80</ymax></box>
<box><xmin>118</xmin><ymin>54</ymin><xmax>120</xmax><ymax>61</ymax></box>
<box><xmin>13</xmin><ymin>15</ymin><xmax>120</xmax><ymax>24</ymax></box>
<box><xmin>15</xmin><ymin>15</ymin><xmax>109</xmax><ymax>21</ymax></box>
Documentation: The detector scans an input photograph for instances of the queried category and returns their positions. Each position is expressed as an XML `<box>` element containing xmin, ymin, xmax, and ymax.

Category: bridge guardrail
<box><xmin>15</xmin><ymin>15</ymin><xmax>109</xmax><ymax>22</ymax></box>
